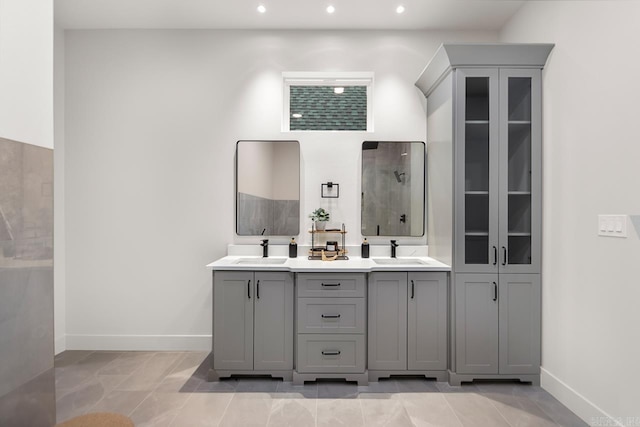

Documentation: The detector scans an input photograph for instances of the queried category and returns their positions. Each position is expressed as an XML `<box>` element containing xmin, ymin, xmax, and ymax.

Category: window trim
<box><xmin>282</xmin><ymin>72</ymin><xmax>374</xmax><ymax>132</ymax></box>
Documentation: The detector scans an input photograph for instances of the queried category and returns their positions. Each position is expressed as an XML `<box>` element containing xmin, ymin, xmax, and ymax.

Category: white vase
<box><xmin>315</xmin><ymin>221</ymin><xmax>327</xmax><ymax>231</ymax></box>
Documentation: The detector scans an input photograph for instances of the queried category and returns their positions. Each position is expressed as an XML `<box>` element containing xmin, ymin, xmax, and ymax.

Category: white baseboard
<box><xmin>65</xmin><ymin>334</ymin><xmax>212</xmax><ymax>352</ymax></box>
<box><xmin>55</xmin><ymin>335</ymin><xmax>66</xmax><ymax>355</ymax></box>
<box><xmin>541</xmin><ymin>367</ymin><xmax>622</xmax><ymax>427</ymax></box>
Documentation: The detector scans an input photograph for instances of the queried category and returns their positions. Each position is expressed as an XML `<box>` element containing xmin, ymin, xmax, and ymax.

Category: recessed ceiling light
<box><xmin>292</xmin><ymin>113</ymin><xmax>303</xmax><ymax>118</ymax></box>
<box><xmin>334</xmin><ymin>87</ymin><xmax>344</xmax><ymax>94</ymax></box>
<box><xmin>326</xmin><ymin>5</ymin><xmax>335</xmax><ymax>14</ymax></box>
<box><xmin>257</xmin><ymin>4</ymin><xmax>266</xmax><ymax>13</ymax></box>
<box><xmin>396</xmin><ymin>5</ymin><xmax>405</xmax><ymax>14</ymax></box>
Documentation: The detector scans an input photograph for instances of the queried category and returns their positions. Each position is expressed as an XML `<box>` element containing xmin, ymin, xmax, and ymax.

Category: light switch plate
<box><xmin>598</xmin><ymin>215</ymin><xmax>628</xmax><ymax>238</ymax></box>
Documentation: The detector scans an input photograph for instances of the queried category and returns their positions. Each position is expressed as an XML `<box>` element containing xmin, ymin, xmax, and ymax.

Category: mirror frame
<box><xmin>361</xmin><ymin>140</ymin><xmax>426</xmax><ymax>237</ymax></box>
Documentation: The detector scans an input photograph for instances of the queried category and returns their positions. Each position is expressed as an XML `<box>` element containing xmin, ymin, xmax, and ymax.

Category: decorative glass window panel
<box><xmin>283</xmin><ymin>72</ymin><xmax>373</xmax><ymax>132</ymax></box>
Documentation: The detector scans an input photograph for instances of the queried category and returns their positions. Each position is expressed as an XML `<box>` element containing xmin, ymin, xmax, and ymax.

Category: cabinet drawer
<box><xmin>296</xmin><ymin>334</ymin><xmax>365</xmax><ymax>373</ymax></box>
<box><xmin>297</xmin><ymin>273</ymin><xmax>366</xmax><ymax>298</ymax></box>
<box><xmin>297</xmin><ymin>298</ymin><xmax>365</xmax><ymax>334</ymax></box>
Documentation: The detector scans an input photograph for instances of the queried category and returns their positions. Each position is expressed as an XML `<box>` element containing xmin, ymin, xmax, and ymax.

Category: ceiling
<box><xmin>55</xmin><ymin>0</ymin><xmax>526</xmax><ymax>31</ymax></box>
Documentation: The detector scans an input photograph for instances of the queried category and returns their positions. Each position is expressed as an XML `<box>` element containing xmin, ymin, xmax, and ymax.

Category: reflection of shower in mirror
<box><xmin>393</xmin><ymin>170</ymin><xmax>405</xmax><ymax>183</ymax></box>
<box><xmin>361</xmin><ymin>140</ymin><xmax>425</xmax><ymax>237</ymax></box>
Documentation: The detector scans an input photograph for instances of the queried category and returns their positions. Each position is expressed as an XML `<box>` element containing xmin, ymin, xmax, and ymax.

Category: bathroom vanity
<box><xmin>207</xmin><ymin>252</ymin><xmax>450</xmax><ymax>385</ymax></box>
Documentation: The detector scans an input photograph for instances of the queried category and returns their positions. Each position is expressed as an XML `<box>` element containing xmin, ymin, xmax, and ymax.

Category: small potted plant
<box><xmin>309</xmin><ymin>208</ymin><xmax>330</xmax><ymax>231</ymax></box>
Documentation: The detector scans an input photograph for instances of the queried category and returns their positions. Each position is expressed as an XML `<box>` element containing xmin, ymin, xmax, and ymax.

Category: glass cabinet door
<box><xmin>499</xmin><ymin>69</ymin><xmax>541</xmax><ymax>273</ymax></box>
<box><xmin>455</xmin><ymin>69</ymin><xmax>499</xmax><ymax>273</ymax></box>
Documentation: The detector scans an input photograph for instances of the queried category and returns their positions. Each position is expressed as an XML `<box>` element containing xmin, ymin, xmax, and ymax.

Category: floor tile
<box><xmin>357</xmin><ymin>378</ymin><xmax>399</xmax><ymax>394</ymax></box>
<box><xmin>475</xmin><ymin>381</ymin><xmax>539</xmax><ymax>396</ymax></box>
<box><xmin>54</xmin><ymin>350</ymin><xmax>94</xmax><ymax>368</ymax></box>
<box><xmin>54</xmin><ymin>351</ymin><xmax>591</xmax><ymax>427</ymax></box>
<box><xmin>360</xmin><ymin>395</ymin><xmax>413</xmax><ymax>426</ymax></box>
<box><xmin>444</xmin><ymin>392</ymin><xmax>511</xmax><ymax>427</ymax></box>
<box><xmin>267</xmin><ymin>398</ymin><xmax>316</xmax><ymax>427</ymax></box>
<box><xmin>484</xmin><ymin>392</ymin><xmax>559</xmax><ymax>427</ymax></box>
<box><xmin>218</xmin><ymin>393</ymin><xmax>273</xmax><ymax>427</ymax></box>
<box><xmin>170</xmin><ymin>393</ymin><xmax>233</xmax><ymax>427</ymax></box>
<box><xmin>129</xmin><ymin>392</ymin><xmax>191</xmax><ymax>427</ymax></box>
<box><xmin>90</xmin><ymin>389</ymin><xmax>149</xmax><ymax>416</ymax></box>
<box><xmin>275</xmin><ymin>381</ymin><xmax>318</xmax><ymax>399</ymax></box>
<box><xmin>436</xmin><ymin>381</ymin><xmax>481</xmax><ymax>393</ymax></box>
<box><xmin>316</xmin><ymin>398</ymin><xmax>364</xmax><ymax>427</ymax></box>
<box><xmin>396</xmin><ymin>377</ymin><xmax>440</xmax><ymax>393</ymax></box>
<box><xmin>196</xmin><ymin>378</ymin><xmax>238</xmax><ymax>393</ymax></box>
<box><xmin>97</xmin><ymin>351</ymin><xmax>155</xmax><ymax>376</ymax></box>
<box><xmin>317</xmin><ymin>380</ymin><xmax>359</xmax><ymax>399</ymax></box>
<box><xmin>524</xmin><ymin>390</ymin><xmax>589</xmax><ymax>427</ymax></box>
<box><xmin>155</xmin><ymin>353</ymin><xmax>208</xmax><ymax>393</ymax></box>
<box><xmin>235</xmin><ymin>378</ymin><xmax>281</xmax><ymax>393</ymax></box>
<box><xmin>55</xmin><ymin>376</ymin><xmax>111</xmax><ymax>423</ymax></box>
<box><xmin>55</xmin><ymin>352</ymin><xmax>123</xmax><ymax>391</ymax></box>
<box><xmin>116</xmin><ymin>352</ymin><xmax>183</xmax><ymax>391</ymax></box>
<box><xmin>401</xmin><ymin>393</ymin><xmax>463</xmax><ymax>427</ymax></box>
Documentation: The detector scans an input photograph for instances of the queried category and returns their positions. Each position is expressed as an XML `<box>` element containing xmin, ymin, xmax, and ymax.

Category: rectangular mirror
<box><xmin>362</xmin><ymin>141</ymin><xmax>425</xmax><ymax>236</ymax></box>
<box><xmin>236</xmin><ymin>140</ymin><xmax>300</xmax><ymax>236</ymax></box>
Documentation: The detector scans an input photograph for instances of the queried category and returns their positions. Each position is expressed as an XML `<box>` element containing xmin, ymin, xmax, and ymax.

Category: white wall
<box><xmin>238</xmin><ymin>141</ymin><xmax>275</xmax><ymax>199</ymax></box>
<box><xmin>501</xmin><ymin>2</ymin><xmax>640</xmax><ymax>425</ymax></box>
<box><xmin>271</xmin><ymin>143</ymin><xmax>299</xmax><ymax>201</ymax></box>
<box><xmin>54</xmin><ymin>25</ymin><xmax>65</xmax><ymax>354</ymax></box>
<box><xmin>0</xmin><ymin>0</ymin><xmax>53</xmax><ymax>148</ymax></box>
<box><xmin>64</xmin><ymin>29</ymin><xmax>497</xmax><ymax>350</ymax></box>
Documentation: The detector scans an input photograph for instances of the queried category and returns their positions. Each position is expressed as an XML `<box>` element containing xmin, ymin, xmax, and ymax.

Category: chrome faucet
<box><xmin>390</xmin><ymin>240</ymin><xmax>399</xmax><ymax>258</ymax></box>
<box><xmin>260</xmin><ymin>239</ymin><xmax>269</xmax><ymax>258</ymax></box>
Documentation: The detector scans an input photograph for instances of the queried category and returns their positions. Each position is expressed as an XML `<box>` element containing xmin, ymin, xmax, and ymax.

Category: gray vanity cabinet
<box><xmin>368</xmin><ymin>272</ymin><xmax>448</xmax><ymax>380</ymax></box>
<box><xmin>294</xmin><ymin>273</ymin><xmax>368</xmax><ymax>385</ymax></box>
<box><xmin>455</xmin><ymin>273</ymin><xmax>540</xmax><ymax>377</ymax></box>
<box><xmin>212</xmin><ymin>271</ymin><xmax>293</xmax><ymax>380</ymax></box>
<box><xmin>454</xmin><ymin>68</ymin><xmax>542</xmax><ymax>275</ymax></box>
<box><xmin>417</xmin><ymin>44</ymin><xmax>552</xmax><ymax>385</ymax></box>
<box><xmin>368</xmin><ymin>272</ymin><xmax>407</xmax><ymax>371</ymax></box>
<box><xmin>454</xmin><ymin>274</ymin><xmax>499</xmax><ymax>374</ymax></box>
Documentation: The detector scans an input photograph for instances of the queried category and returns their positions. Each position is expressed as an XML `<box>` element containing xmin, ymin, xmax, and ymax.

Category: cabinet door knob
<box><xmin>493</xmin><ymin>282</ymin><xmax>498</xmax><ymax>302</ymax></box>
<box><xmin>321</xmin><ymin>314</ymin><xmax>341</xmax><ymax>319</ymax></box>
<box><xmin>321</xmin><ymin>350</ymin><xmax>341</xmax><ymax>356</ymax></box>
<box><xmin>502</xmin><ymin>246</ymin><xmax>507</xmax><ymax>266</ymax></box>
<box><xmin>256</xmin><ymin>280</ymin><xmax>260</xmax><ymax>299</ymax></box>
<box><xmin>321</xmin><ymin>283</ymin><xmax>341</xmax><ymax>287</ymax></box>
<box><xmin>493</xmin><ymin>246</ymin><xmax>498</xmax><ymax>266</ymax></box>
<box><xmin>247</xmin><ymin>280</ymin><xmax>251</xmax><ymax>299</ymax></box>
<box><xmin>411</xmin><ymin>280</ymin><xmax>415</xmax><ymax>299</ymax></box>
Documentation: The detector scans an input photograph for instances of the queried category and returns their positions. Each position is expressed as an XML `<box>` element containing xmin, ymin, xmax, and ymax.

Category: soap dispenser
<box><xmin>361</xmin><ymin>238</ymin><xmax>370</xmax><ymax>258</ymax></box>
<box><xmin>289</xmin><ymin>237</ymin><xmax>298</xmax><ymax>258</ymax></box>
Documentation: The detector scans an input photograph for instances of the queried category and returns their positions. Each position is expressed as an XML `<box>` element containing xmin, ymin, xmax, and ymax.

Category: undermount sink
<box><xmin>234</xmin><ymin>258</ymin><xmax>287</xmax><ymax>265</ymax></box>
<box><xmin>372</xmin><ymin>258</ymin><xmax>427</xmax><ymax>265</ymax></box>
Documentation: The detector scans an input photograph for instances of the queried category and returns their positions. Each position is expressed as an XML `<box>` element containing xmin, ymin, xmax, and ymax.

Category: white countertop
<box><xmin>206</xmin><ymin>255</ymin><xmax>450</xmax><ymax>272</ymax></box>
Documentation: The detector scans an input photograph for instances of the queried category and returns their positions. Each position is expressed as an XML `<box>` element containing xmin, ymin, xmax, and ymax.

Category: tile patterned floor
<box><xmin>54</xmin><ymin>351</ymin><xmax>588</xmax><ymax>427</ymax></box>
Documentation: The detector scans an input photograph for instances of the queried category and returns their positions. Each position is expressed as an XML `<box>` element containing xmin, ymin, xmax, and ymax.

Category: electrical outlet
<box><xmin>598</xmin><ymin>215</ymin><xmax>628</xmax><ymax>238</ymax></box>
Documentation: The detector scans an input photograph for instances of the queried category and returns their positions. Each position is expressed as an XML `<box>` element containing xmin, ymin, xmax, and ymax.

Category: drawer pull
<box><xmin>321</xmin><ymin>314</ymin><xmax>341</xmax><ymax>319</ymax></box>
<box><xmin>321</xmin><ymin>350</ymin><xmax>341</xmax><ymax>356</ymax></box>
<box><xmin>321</xmin><ymin>283</ymin><xmax>341</xmax><ymax>287</ymax></box>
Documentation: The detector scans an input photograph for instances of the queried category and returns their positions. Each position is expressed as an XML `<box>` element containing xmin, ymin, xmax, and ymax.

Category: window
<box><xmin>283</xmin><ymin>72</ymin><xmax>374</xmax><ymax>132</ymax></box>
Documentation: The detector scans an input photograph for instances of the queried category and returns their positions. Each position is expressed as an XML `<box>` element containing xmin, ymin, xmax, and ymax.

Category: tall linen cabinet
<box><xmin>416</xmin><ymin>44</ymin><xmax>553</xmax><ymax>385</ymax></box>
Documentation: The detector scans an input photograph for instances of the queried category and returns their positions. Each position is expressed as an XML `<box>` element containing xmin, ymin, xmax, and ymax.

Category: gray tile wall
<box><xmin>0</xmin><ymin>137</ymin><xmax>55</xmax><ymax>426</ymax></box>
<box><xmin>362</xmin><ymin>142</ymin><xmax>412</xmax><ymax>236</ymax></box>
<box><xmin>237</xmin><ymin>192</ymin><xmax>299</xmax><ymax>236</ymax></box>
